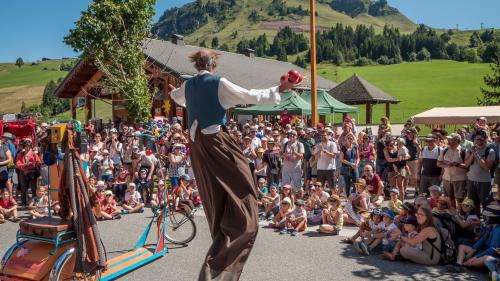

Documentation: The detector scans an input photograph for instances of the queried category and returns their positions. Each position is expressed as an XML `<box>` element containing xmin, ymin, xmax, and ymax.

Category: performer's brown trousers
<box><xmin>190</xmin><ymin>127</ymin><xmax>259</xmax><ymax>281</ymax></box>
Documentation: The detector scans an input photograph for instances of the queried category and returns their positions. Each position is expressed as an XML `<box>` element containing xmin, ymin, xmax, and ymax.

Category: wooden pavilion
<box><xmin>328</xmin><ymin>74</ymin><xmax>399</xmax><ymax>124</ymax></box>
<box><xmin>55</xmin><ymin>36</ymin><xmax>337</xmax><ymax>123</ymax></box>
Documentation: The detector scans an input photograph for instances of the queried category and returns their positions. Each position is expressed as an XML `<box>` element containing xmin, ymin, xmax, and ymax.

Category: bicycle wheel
<box><xmin>163</xmin><ymin>210</ymin><xmax>196</xmax><ymax>244</ymax></box>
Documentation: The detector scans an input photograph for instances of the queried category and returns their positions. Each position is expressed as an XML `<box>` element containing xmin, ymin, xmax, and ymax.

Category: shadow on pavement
<box><xmin>339</xmin><ymin>244</ymin><xmax>487</xmax><ymax>281</ymax></box>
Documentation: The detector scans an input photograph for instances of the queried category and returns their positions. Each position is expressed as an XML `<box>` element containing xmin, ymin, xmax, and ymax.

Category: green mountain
<box><xmin>152</xmin><ymin>0</ymin><xmax>416</xmax><ymax>49</ymax></box>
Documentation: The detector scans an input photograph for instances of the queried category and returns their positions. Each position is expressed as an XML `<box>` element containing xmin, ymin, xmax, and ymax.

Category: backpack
<box><xmin>484</xmin><ymin>144</ymin><xmax>498</xmax><ymax>178</ymax></box>
<box><xmin>431</xmin><ymin>211</ymin><xmax>458</xmax><ymax>264</ymax></box>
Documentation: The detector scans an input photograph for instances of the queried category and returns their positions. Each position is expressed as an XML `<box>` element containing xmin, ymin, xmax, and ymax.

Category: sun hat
<box><xmin>429</xmin><ymin>185</ymin><xmax>442</xmax><ymax>193</ymax></box>
<box><xmin>424</xmin><ymin>134</ymin><xmax>436</xmax><ymax>141</ymax></box>
<box><xmin>104</xmin><ymin>190</ymin><xmax>113</xmax><ymax>196</ymax></box>
<box><xmin>389</xmin><ymin>188</ymin><xmax>400</xmax><ymax>195</ymax></box>
<box><xmin>295</xmin><ymin>199</ymin><xmax>306</xmax><ymax>206</ymax></box>
<box><xmin>461</xmin><ymin>198</ymin><xmax>474</xmax><ymax>208</ymax></box>
<box><xmin>382</xmin><ymin>209</ymin><xmax>396</xmax><ymax>220</ymax></box>
<box><xmin>282</xmin><ymin>197</ymin><xmax>292</xmax><ymax>205</ymax></box>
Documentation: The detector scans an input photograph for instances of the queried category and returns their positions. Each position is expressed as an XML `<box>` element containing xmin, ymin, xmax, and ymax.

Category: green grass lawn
<box><xmin>317</xmin><ymin>60</ymin><xmax>491</xmax><ymax>124</ymax></box>
<box><xmin>0</xmin><ymin>60</ymin><xmax>69</xmax><ymax>88</ymax></box>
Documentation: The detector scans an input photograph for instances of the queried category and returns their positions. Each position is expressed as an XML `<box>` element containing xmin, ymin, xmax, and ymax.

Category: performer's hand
<box><xmin>167</xmin><ymin>84</ymin><xmax>176</xmax><ymax>93</ymax></box>
<box><xmin>279</xmin><ymin>77</ymin><xmax>295</xmax><ymax>93</ymax></box>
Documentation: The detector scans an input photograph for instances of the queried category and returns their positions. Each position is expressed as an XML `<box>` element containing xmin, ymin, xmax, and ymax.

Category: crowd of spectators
<box><xmin>0</xmin><ymin>113</ymin><xmax>498</xmax><ymax>279</ymax></box>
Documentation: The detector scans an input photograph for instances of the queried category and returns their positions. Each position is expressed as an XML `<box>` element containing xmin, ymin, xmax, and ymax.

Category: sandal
<box><xmin>340</xmin><ymin>238</ymin><xmax>354</xmax><ymax>244</ymax></box>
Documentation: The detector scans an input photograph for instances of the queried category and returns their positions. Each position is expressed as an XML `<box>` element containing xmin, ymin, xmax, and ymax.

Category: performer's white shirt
<box><xmin>170</xmin><ymin>70</ymin><xmax>281</xmax><ymax>141</ymax></box>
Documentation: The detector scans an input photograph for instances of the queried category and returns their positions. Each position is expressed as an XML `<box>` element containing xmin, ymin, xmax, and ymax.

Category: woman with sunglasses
<box><xmin>318</xmin><ymin>195</ymin><xmax>343</xmax><ymax>235</ymax></box>
<box><xmin>399</xmin><ymin>207</ymin><xmax>441</xmax><ymax>265</ymax></box>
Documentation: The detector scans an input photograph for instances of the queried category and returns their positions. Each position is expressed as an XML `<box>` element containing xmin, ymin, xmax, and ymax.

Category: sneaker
<box><xmin>279</xmin><ymin>228</ymin><xmax>289</xmax><ymax>235</ymax></box>
<box><xmin>121</xmin><ymin>210</ymin><xmax>129</xmax><ymax>215</ymax></box>
<box><xmin>290</xmin><ymin>230</ymin><xmax>298</xmax><ymax>237</ymax></box>
<box><xmin>113</xmin><ymin>214</ymin><xmax>122</xmax><ymax>220</ymax></box>
<box><xmin>138</xmin><ymin>208</ymin><xmax>145</xmax><ymax>213</ymax></box>
<box><xmin>353</xmin><ymin>242</ymin><xmax>363</xmax><ymax>254</ymax></box>
<box><xmin>359</xmin><ymin>241</ymin><xmax>370</xmax><ymax>255</ymax></box>
<box><xmin>448</xmin><ymin>264</ymin><xmax>464</xmax><ymax>273</ymax></box>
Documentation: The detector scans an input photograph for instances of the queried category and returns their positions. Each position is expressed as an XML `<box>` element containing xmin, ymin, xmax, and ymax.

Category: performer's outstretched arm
<box><xmin>218</xmin><ymin>78</ymin><xmax>282</xmax><ymax>109</ymax></box>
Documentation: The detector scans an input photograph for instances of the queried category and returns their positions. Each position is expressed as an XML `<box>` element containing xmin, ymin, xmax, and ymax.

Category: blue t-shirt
<box><xmin>473</xmin><ymin>224</ymin><xmax>500</xmax><ymax>257</ymax></box>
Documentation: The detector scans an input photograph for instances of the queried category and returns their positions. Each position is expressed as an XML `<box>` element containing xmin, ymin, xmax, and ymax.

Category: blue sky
<box><xmin>0</xmin><ymin>0</ymin><xmax>499</xmax><ymax>62</ymax></box>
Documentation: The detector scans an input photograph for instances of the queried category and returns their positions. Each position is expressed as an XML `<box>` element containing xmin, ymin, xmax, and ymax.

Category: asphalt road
<box><xmin>0</xmin><ymin>209</ymin><xmax>487</xmax><ymax>281</ymax></box>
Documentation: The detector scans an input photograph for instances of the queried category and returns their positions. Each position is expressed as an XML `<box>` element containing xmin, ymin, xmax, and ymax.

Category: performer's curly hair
<box><xmin>189</xmin><ymin>49</ymin><xmax>220</xmax><ymax>71</ymax></box>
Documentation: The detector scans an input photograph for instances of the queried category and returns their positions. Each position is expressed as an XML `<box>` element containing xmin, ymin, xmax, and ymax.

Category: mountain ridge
<box><xmin>152</xmin><ymin>0</ymin><xmax>416</xmax><ymax>49</ymax></box>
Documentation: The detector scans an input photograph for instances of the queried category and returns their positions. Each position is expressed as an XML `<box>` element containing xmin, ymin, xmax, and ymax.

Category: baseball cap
<box><xmin>424</xmin><ymin>134</ymin><xmax>436</xmax><ymax>141</ymax></box>
<box><xmin>401</xmin><ymin>216</ymin><xmax>418</xmax><ymax>227</ymax></box>
<box><xmin>389</xmin><ymin>188</ymin><xmax>400</xmax><ymax>195</ymax></box>
<box><xmin>429</xmin><ymin>185</ymin><xmax>442</xmax><ymax>193</ymax></box>
<box><xmin>382</xmin><ymin>209</ymin><xmax>396</xmax><ymax>219</ymax></box>
<box><xmin>446</xmin><ymin>133</ymin><xmax>461</xmax><ymax>142</ymax></box>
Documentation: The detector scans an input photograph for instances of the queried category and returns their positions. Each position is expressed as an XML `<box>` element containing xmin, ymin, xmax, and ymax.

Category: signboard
<box><xmin>2</xmin><ymin>114</ymin><xmax>16</xmax><ymax>122</ymax></box>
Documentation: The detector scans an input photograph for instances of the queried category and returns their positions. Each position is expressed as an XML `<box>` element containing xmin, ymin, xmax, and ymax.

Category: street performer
<box><xmin>169</xmin><ymin>49</ymin><xmax>296</xmax><ymax>281</ymax></box>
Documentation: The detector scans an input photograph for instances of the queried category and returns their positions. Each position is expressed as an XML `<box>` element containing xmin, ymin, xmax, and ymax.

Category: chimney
<box><xmin>171</xmin><ymin>34</ymin><xmax>184</xmax><ymax>46</ymax></box>
<box><xmin>244</xmin><ymin>48</ymin><xmax>255</xmax><ymax>58</ymax></box>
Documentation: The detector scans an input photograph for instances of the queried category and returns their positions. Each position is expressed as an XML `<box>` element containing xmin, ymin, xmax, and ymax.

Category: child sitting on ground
<box><xmin>428</xmin><ymin>185</ymin><xmax>443</xmax><ymax>209</ymax></box>
<box><xmin>0</xmin><ymin>190</ymin><xmax>20</xmax><ymax>223</ymax></box>
<box><xmin>98</xmin><ymin>190</ymin><xmax>121</xmax><ymax>220</ymax></box>
<box><xmin>28</xmin><ymin>186</ymin><xmax>49</xmax><ymax>219</ymax></box>
<box><xmin>282</xmin><ymin>199</ymin><xmax>308</xmax><ymax>236</ymax></box>
<box><xmin>259</xmin><ymin>185</ymin><xmax>280</xmax><ymax>220</ymax></box>
<box><xmin>151</xmin><ymin>179</ymin><xmax>167</xmax><ymax>212</ymax></box>
<box><xmin>318</xmin><ymin>195</ymin><xmax>343</xmax><ymax>235</ymax></box>
<box><xmin>355</xmin><ymin>209</ymin><xmax>400</xmax><ymax>255</ymax></box>
<box><xmin>122</xmin><ymin>183</ymin><xmax>145</xmax><ymax>214</ymax></box>
<box><xmin>269</xmin><ymin>197</ymin><xmax>292</xmax><ymax>229</ymax></box>
<box><xmin>343</xmin><ymin>208</ymin><xmax>384</xmax><ymax>245</ymax></box>
<box><xmin>256</xmin><ymin>178</ymin><xmax>269</xmax><ymax>199</ymax></box>
<box><xmin>382</xmin><ymin>215</ymin><xmax>421</xmax><ymax>261</ymax></box>
<box><xmin>388</xmin><ymin>188</ymin><xmax>403</xmax><ymax>215</ymax></box>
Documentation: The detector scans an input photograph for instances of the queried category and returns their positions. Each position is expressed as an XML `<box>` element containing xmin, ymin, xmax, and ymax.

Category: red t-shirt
<box><xmin>364</xmin><ymin>174</ymin><xmax>382</xmax><ymax>196</ymax></box>
<box><xmin>0</xmin><ymin>198</ymin><xmax>15</xmax><ymax>209</ymax></box>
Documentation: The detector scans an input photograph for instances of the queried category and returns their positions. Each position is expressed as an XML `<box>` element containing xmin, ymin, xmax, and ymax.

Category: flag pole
<box><xmin>309</xmin><ymin>0</ymin><xmax>318</xmax><ymax>126</ymax></box>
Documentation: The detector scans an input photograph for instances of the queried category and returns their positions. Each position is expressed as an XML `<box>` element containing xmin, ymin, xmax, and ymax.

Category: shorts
<box><xmin>443</xmin><ymin>180</ymin><xmax>467</xmax><ymax>200</ymax></box>
<box><xmin>467</xmin><ymin>180</ymin><xmax>492</xmax><ymax>206</ymax></box>
<box><xmin>407</xmin><ymin>160</ymin><xmax>419</xmax><ymax>180</ymax></box>
<box><xmin>281</xmin><ymin>168</ymin><xmax>302</xmax><ymax>191</ymax></box>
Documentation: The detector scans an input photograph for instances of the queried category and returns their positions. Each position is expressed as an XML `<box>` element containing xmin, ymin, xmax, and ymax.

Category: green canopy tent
<box><xmin>300</xmin><ymin>90</ymin><xmax>358</xmax><ymax>115</ymax></box>
<box><xmin>233</xmin><ymin>91</ymin><xmax>312</xmax><ymax>115</ymax></box>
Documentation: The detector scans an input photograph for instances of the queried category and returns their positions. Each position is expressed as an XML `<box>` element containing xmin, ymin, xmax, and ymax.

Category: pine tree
<box><xmin>478</xmin><ymin>58</ymin><xmax>500</xmax><ymax>106</ymax></box>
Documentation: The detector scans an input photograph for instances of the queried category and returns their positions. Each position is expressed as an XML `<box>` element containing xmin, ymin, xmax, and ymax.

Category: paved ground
<box><xmin>0</xmin><ymin>208</ymin><xmax>487</xmax><ymax>281</ymax></box>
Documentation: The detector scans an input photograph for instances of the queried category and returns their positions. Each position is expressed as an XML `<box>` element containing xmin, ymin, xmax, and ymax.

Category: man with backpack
<box><xmin>464</xmin><ymin>130</ymin><xmax>495</xmax><ymax>213</ymax></box>
<box><xmin>438</xmin><ymin>133</ymin><xmax>468</xmax><ymax>209</ymax></box>
<box><xmin>418</xmin><ymin>134</ymin><xmax>442</xmax><ymax>196</ymax></box>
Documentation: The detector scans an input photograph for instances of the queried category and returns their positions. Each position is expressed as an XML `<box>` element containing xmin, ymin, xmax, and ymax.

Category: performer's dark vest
<box><xmin>185</xmin><ymin>74</ymin><xmax>226</xmax><ymax>129</ymax></box>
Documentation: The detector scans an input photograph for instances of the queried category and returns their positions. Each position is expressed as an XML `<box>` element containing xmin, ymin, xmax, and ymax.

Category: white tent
<box><xmin>412</xmin><ymin>106</ymin><xmax>500</xmax><ymax>125</ymax></box>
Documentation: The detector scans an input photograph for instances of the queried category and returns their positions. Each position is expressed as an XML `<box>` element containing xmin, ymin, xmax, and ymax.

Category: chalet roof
<box><xmin>328</xmin><ymin>74</ymin><xmax>399</xmax><ymax>104</ymax></box>
<box><xmin>55</xmin><ymin>59</ymin><xmax>100</xmax><ymax>99</ymax></box>
<box><xmin>142</xmin><ymin>38</ymin><xmax>337</xmax><ymax>90</ymax></box>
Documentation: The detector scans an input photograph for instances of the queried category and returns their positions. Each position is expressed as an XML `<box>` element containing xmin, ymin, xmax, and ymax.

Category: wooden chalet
<box><xmin>55</xmin><ymin>35</ymin><xmax>337</xmax><ymax>123</ymax></box>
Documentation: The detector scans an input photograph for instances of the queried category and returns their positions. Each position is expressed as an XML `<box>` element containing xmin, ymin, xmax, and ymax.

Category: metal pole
<box><xmin>309</xmin><ymin>0</ymin><xmax>318</xmax><ymax>126</ymax></box>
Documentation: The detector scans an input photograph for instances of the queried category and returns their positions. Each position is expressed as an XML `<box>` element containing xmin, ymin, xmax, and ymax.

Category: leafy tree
<box><xmin>41</xmin><ymin>78</ymin><xmax>70</xmax><ymax>116</ymax></box>
<box><xmin>377</xmin><ymin>55</ymin><xmax>391</xmax><ymax>65</ymax></box>
<box><xmin>464</xmin><ymin>48</ymin><xmax>481</xmax><ymax>63</ymax></box>
<box><xmin>440</xmin><ymin>32</ymin><xmax>451</xmax><ymax>43</ymax></box>
<box><xmin>478</xmin><ymin>58</ymin><xmax>500</xmax><ymax>106</ymax></box>
<box><xmin>480</xmin><ymin>29</ymin><xmax>495</xmax><ymax>43</ymax></box>
<box><xmin>15</xmin><ymin>57</ymin><xmax>24</xmax><ymax>68</ymax></box>
<box><xmin>417</xmin><ymin>48</ymin><xmax>431</xmax><ymax>61</ymax></box>
<box><xmin>219</xmin><ymin>43</ymin><xmax>229</xmax><ymax>51</ymax></box>
<box><xmin>211</xmin><ymin>36</ymin><xmax>219</xmax><ymax>49</ymax></box>
<box><xmin>469</xmin><ymin>31</ymin><xmax>482</xmax><ymax>48</ymax></box>
<box><xmin>331</xmin><ymin>50</ymin><xmax>344</xmax><ymax>66</ymax></box>
<box><xmin>65</xmin><ymin>0</ymin><xmax>156</xmax><ymax>123</ymax></box>
<box><xmin>276</xmin><ymin>47</ymin><xmax>288</xmax><ymax>62</ymax></box>
<box><xmin>248</xmin><ymin>10</ymin><xmax>259</xmax><ymax>22</ymax></box>
<box><xmin>446</xmin><ymin>43</ymin><xmax>460</xmax><ymax>60</ymax></box>
<box><xmin>482</xmin><ymin>43</ymin><xmax>500</xmax><ymax>63</ymax></box>
<box><xmin>294</xmin><ymin>55</ymin><xmax>306</xmax><ymax>68</ymax></box>
<box><xmin>354</xmin><ymin>57</ymin><xmax>373</xmax><ymax>66</ymax></box>
<box><xmin>408</xmin><ymin>52</ymin><xmax>417</xmax><ymax>62</ymax></box>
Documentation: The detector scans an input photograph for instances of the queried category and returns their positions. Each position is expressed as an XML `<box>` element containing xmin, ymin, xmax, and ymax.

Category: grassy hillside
<box><xmin>448</xmin><ymin>29</ymin><xmax>500</xmax><ymax>46</ymax></box>
<box><xmin>162</xmin><ymin>0</ymin><xmax>416</xmax><ymax>49</ymax></box>
<box><xmin>317</xmin><ymin>60</ymin><xmax>491</xmax><ymax>124</ymax></box>
<box><xmin>0</xmin><ymin>60</ymin><xmax>70</xmax><ymax>113</ymax></box>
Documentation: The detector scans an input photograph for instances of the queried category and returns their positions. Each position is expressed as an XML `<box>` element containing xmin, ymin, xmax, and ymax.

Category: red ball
<box><xmin>288</xmin><ymin>69</ymin><xmax>303</xmax><ymax>84</ymax></box>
